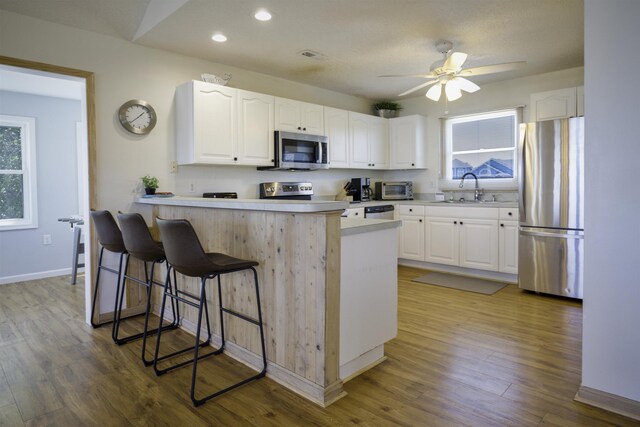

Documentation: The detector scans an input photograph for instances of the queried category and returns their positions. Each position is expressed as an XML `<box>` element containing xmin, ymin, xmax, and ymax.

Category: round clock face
<box><xmin>118</xmin><ymin>99</ymin><xmax>157</xmax><ymax>135</ymax></box>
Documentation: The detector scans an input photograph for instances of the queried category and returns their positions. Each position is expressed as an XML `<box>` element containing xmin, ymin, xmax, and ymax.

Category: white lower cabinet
<box><xmin>397</xmin><ymin>205</ymin><xmax>424</xmax><ymax>260</ymax></box>
<box><xmin>498</xmin><ymin>208</ymin><xmax>519</xmax><ymax>274</ymax></box>
<box><xmin>400</xmin><ymin>205</ymin><xmax>509</xmax><ymax>274</ymax></box>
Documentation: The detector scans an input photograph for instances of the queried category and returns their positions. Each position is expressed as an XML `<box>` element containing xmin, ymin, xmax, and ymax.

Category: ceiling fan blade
<box><xmin>425</xmin><ymin>84</ymin><xmax>442</xmax><ymax>101</ymax></box>
<box><xmin>398</xmin><ymin>80</ymin><xmax>438</xmax><ymax>97</ymax></box>
<box><xmin>445</xmin><ymin>80</ymin><xmax>462</xmax><ymax>101</ymax></box>
<box><xmin>443</xmin><ymin>52</ymin><xmax>468</xmax><ymax>71</ymax></box>
<box><xmin>379</xmin><ymin>73</ymin><xmax>437</xmax><ymax>79</ymax></box>
<box><xmin>454</xmin><ymin>77</ymin><xmax>480</xmax><ymax>93</ymax></box>
<box><xmin>458</xmin><ymin>61</ymin><xmax>526</xmax><ymax>77</ymax></box>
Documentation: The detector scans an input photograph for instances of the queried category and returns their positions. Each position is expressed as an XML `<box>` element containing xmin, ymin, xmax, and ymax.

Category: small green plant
<box><xmin>141</xmin><ymin>175</ymin><xmax>159</xmax><ymax>189</ymax></box>
<box><xmin>372</xmin><ymin>100</ymin><xmax>403</xmax><ymax>112</ymax></box>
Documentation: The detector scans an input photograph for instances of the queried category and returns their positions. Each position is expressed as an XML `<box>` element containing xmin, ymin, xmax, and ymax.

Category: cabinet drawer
<box><xmin>397</xmin><ymin>205</ymin><xmax>425</xmax><ymax>216</ymax></box>
<box><xmin>499</xmin><ymin>208</ymin><xmax>519</xmax><ymax>221</ymax></box>
<box><xmin>425</xmin><ymin>206</ymin><xmax>498</xmax><ymax>220</ymax></box>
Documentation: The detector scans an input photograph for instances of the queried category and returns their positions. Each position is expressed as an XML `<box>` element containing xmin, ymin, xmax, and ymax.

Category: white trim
<box><xmin>442</xmin><ymin>108</ymin><xmax>521</xmax><ymax>190</ymax></box>
<box><xmin>575</xmin><ymin>385</ymin><xmax>640</xmax><ymax>421</ymax></box>
<box><xmin>0</xmin><ymin>114</ymin><xmax>38</xmax><ymax>230</ymax></box>
<box><xmin>0</xmin><ymin>267</ymin><xmax>81</xmax><ymax>285</ymax></box>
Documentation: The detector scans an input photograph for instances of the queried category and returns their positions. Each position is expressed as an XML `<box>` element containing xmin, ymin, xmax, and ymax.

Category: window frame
<box><xmin>440</xmin><ymin>108</ymin><xmax>522</xmax><ymax>190</ymax></box>
<box><xmin>0</xmin><ymin>115</ymin><xmax>38</xmax><ymax>231</ymax></box>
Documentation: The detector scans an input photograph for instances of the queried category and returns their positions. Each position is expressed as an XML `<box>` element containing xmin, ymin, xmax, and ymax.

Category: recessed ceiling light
<box><xmin>254</xmin><ymin>9</ymin><xmax>272</xmax><ymax>21</ymax></box>
<box><xmin>211</xmin><ymin>33</ymin><xmax>227</xmax><ymax>43</ymax></box>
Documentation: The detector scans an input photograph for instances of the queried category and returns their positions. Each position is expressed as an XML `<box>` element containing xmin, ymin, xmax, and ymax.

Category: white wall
<box><xmin>582</xmin><ymin>0</ymin><xmax>640</xmax><ymax>402</ymax></box>
<box><xmin>0</xmin><ymin>91</ymin><xmax>80</xmax><ymax>282</ymax></box>
<box><xmin>0</xmin><ymin>11</ymin><xmax>377</xmax><ymax>215</ymax></box>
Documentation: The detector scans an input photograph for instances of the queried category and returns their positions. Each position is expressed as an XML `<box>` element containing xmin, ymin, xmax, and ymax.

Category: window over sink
<box><xmin>441</xmin><ymin>108</ymin><xmax>522</xmax><ymax>189</ymax></box>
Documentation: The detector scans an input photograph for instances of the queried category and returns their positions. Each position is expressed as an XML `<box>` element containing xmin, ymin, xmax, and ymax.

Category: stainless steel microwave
<box><xmin>260</xmin><ymin>131</ymin><xmax>329</xmax><ymax>170</ymax></box>
<box><xmin>374</xmin><ymin>181</ymin><xmax>413</xmax><ymax>200</ymax></box>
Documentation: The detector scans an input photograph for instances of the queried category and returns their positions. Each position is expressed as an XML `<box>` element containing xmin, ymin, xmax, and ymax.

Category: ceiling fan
<box><xmin>381</xmin><ymin>40</ymin><xmax>526</xmax><ymax>102</ymax></box>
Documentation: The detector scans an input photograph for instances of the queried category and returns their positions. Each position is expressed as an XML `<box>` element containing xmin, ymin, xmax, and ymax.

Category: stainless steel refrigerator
<box><xmin>518</xmin><ymin>117</ymin><xmax>584</xmax><ymax>299</ymax></box>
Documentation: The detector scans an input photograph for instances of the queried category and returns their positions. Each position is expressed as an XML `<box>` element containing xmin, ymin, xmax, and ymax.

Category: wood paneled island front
<box><xmin>136</xmin><ymin>196</ymin><xmax>352</xmax><ymax>406</ymax></box>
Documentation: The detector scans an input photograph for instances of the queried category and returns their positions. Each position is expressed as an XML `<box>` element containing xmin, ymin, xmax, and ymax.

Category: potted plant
<box><xmin>141</xmin><ymin>175</ymin><xmax>159</xmax><ymax>195</ymax></box>
<box><xmin>372</xmin><ymin>100</ymin><xmax>403</xmax><ymax>118</ymax></box>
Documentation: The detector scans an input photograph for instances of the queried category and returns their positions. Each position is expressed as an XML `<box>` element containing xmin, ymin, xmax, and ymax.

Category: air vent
<box><xmin>299</xmin><ymin>50</ymin><xmax>328</xmax><ymax>61</ymax></box>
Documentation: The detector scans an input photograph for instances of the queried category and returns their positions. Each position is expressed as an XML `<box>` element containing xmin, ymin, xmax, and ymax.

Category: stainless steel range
<box><xmin>259</xmin><ymin>182</ymin><xmax>313</xmax><ymax>200</ymax></box>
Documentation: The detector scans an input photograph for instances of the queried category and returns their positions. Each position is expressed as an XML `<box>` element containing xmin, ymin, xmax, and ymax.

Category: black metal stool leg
<box><xmin>112</xmin><ymin>253</ymin><xmax>129</xmax><ymax>343</ymax></box>
<box><xmin>252</xmin><ymin>267</ymin><xmax>268</xmax><ymax>375</ymax></box>
<box><xmin>90</xmin><ymin>247</ymin><xmax>106</xmax><ymax>328</ymax></box>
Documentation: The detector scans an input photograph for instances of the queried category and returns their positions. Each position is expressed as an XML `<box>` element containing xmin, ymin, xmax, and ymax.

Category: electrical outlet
<box><xmin>43</xmin><ymin>234</ymin><xmax>52</xmax><ymax>245</ymax></box>
<box><xmin>188</xmin><ymin>182</ymin><xmax>196</xmax><ymax>193</ymax></box>
<box><xmin>170</xmin><ymin>161</ymin><xmax>178</xmax><ymax>173</ymax></box>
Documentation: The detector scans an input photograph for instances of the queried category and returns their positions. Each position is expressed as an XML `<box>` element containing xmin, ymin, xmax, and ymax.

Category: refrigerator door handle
<box><xmin>519</xmin><ymin>228</ymin><xmax>583</xmax><ymax>239</ymax></box>
<box><xmin>518</xmin><ymin>123</ymin><xmax>527</xmax><ymax>222</ymax></box>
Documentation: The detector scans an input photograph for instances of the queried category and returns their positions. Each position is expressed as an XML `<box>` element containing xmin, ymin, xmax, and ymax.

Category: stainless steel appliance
<box><xmin>365</xmin><ymin>205</ymin><xmax>394</xmax><ymax>219</ymax></box>
<box><xmin>259</xmin><ymin>131</ymin><xmax>329</xmax><ymax>170</ymax></box>
<box><xmin>518</xmin><ymin>117</ymin><xmax>584</xmax><ymax>299</ymax></box>
<box><xmin>259</xmin><ymin>181</ymin><xmax>313</xmax><ymax>200</ymax></box>
<box><xmin>374</xmin><ymin>181</ymin><xmax>413</xmax><ymax>200</ymax></box>
<box><xmin>350</xmin><ymin>177</ymin><xmax>372</xmax><ymax>202</ymax></box>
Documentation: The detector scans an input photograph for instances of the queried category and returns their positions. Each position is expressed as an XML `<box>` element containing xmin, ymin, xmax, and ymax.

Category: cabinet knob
<box><xmin>303</xmin><ymin>127</ymin><xmax>307</xmax><ymax>131</ymax></box>
<box><xmin>460</xmin><ymin>221</ymin><xmax>464</xmax><ymax>225</ymax></box>
<box><xmin>454</xmin><ymin>221</ymin><xmax>457</xmax><ymax>225</ymax></box>
<box><xmin>372</xmin><ymin>163</ymin><xmax>375</xmax><ymax>167</ymax></box>
<box><xmin>508</xmin><ymin>212</ymin><xmax>513</xmax><ymax>216</ymax></box>
<box><xmin>412</xmin><ymin>163</ymin><xmax>415</xmax><ymax>166</ymax></box>
<box><xmin>297</xmin><ymin>126</ymin><xmax>302</xmax><ymax>130</ymax></box>
<box><xmin>500</xmin><ymin>223</ymin><xmax>504</xmax><ymax>227</ymax></box>
<box><xmin>355</xmin><ymin>212</ymin><xmax>359</xmax><ymax>216</ymax></box>
<box><xmin>234</xmin><ymin>157</ymin><xmax>238</xmax><ymax>161</ymax></box>
<box><xmin>419</xmin><ymin>219</ymin><xmax>422</xmax><ymax>223</ymax></box>
<box><xmin>409</xmin><ymin>208</ymin><xmax>413</xmax><ymax>212</ymax></box>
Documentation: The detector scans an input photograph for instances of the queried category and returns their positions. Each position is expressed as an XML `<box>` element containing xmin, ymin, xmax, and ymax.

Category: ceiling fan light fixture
<box><xmin>426</xmin><ymin>83</ymin><xmax>442</xmax><ymax>101</ymax></box>
<box><xmin>445</xmin><ymin>81</ymin><xmax>462</xmax><ymax>101</ymax></box>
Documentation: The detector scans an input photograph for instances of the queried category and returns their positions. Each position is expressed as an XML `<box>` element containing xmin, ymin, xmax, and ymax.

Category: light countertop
<box><xmin>349</xmin><ymin>200</ymin><xmax>518</xmax><ymax>208</ymax></box>
<box><xmin>136</xmin><ymin>196</ymin><xmax>349</xmax><ymax>213</ymax></box>
<box><xmin>341</xmin><ymin>218</ymin><xmax>402</xmax><ymax>237</ymax></box>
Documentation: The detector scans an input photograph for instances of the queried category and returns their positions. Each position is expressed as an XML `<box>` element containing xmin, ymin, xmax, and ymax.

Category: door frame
<box><xmin>0</xmin><ymin>55</ymin><xmax>97</xmax><ymax>323</ymax></box>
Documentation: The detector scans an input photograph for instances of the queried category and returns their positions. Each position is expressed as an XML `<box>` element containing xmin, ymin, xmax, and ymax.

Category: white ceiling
<box><xmin>0</xmin><ymin>0</ymin><xmax>584</xmax><ymax>100</ymax></box>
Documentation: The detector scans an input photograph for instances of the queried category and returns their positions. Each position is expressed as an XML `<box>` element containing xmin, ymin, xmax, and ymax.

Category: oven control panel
<box><xmin>259</xmin><ymin>182</ymin><xmax>313</xmax><ymax>198</ymax></box>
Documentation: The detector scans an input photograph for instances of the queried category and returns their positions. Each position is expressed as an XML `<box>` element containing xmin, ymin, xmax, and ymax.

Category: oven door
<box><xmin>276</xmin><ymin>131</ymin><xmax>329</xmax><ymax>170</ymax></box>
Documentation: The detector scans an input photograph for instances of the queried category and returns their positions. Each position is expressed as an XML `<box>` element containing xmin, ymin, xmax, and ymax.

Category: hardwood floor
<box><xmin>0</xmin><ymin>268</ymin><xmax>637</xmax><ymax>426</ymax></box>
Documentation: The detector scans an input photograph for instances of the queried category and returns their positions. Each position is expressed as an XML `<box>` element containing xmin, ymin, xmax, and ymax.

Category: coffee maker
<box><xmin>350</xmin><ymin>177</ymin><xmax>372</xmax><ymax>202</ymax></box>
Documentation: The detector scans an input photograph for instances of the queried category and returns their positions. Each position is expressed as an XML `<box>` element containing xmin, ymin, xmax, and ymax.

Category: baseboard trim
<box><xmin>575</xmin><ymin>385</ymin><xmax>640</xmax><ymax>421</ymax></box>
<box><xmin>0</xmin><ymin>267</ymin><xmax>82</xmax><ymax>285</ymax></box>
<box><xmin>398</xmin><ymin>259</ymin><xmax>518</xmax><ymax>283</ymax></box>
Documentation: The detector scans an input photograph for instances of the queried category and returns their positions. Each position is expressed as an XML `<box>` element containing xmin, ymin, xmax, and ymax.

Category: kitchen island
<box><xmin>135</xmin><ymin>196</ymin><xmax>399</xmax><ymax>406</ymax></box>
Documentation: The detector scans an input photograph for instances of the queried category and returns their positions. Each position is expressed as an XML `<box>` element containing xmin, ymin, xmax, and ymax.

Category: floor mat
<box><xmin>412</xmin><ymin>272</ymin><xmax>508</xmax><ymax>295</ymax></box>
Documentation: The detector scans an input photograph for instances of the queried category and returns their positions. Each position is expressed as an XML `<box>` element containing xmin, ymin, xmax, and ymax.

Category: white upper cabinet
<box><xmin>275</xmin><ymin>97</ymin><xmax>325</xmax><ymax>135</ymax></box>
<box><xmin>176</xmin><ymin>81</ymin><xmax>274</xmax><ymax>166</ymax></box>
<box><xmin>349</xmin><ymin>112</ymin><xmax>389</xmax><ymax>169</ymax></box>
<box><xmin>530</xmin><ymin>86</ymin><xmax>584</xmax><ymax>121</ymax></box>
<box><xmin>324</xmin><ymin>107</ymin><xmax>350</xmax><ymax>168</ymax></box>
<box><xmin>237</xmin><ymin>90</ymin><xmax>275</xmax><ymax>166</ymax></box>
<box><xmin>388</xmin><ymin>115</ymin><xmax>428</xmax><ymax>169</ymax></box>
<box><xmin>176</xmin><ymin>81</ymin><xmax>236</xmax><ymax>165</ymax></box>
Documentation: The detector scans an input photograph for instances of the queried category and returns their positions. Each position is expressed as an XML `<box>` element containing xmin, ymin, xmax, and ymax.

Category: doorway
<box><xmin>0</xmin><ymin>55</ymin><xmax>96</xmax><ymax>324</ymax></box>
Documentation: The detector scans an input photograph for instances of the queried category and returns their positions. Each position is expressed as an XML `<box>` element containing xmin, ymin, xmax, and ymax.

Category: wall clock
<box><xmin>118</xmin><ymin>99</ymin><xmax>157</xmax><ymax>135</ymax></box>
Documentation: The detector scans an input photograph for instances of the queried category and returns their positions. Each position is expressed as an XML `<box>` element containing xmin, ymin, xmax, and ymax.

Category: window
<box><xmin>0</xmin><ymin>115</ymin><xmax>37</xmax><ymax>230</ymax></box>
<box><xmin>443</xmin><ymin>108</ymin><xmax>521</xmax><ymax>188</ymax></box>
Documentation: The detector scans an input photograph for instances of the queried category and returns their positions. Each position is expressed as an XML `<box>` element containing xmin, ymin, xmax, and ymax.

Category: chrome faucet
<box><xmin>459</xmin><ymin>172</ymin><xmax>483</xmax><ymax>201</ymax></box>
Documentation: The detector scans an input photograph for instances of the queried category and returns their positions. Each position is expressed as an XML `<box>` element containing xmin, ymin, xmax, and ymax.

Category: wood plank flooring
<box><xmin>0</xmin><ymin>268</ymin><xmax>638</xmax><ymax>426</ymax></box>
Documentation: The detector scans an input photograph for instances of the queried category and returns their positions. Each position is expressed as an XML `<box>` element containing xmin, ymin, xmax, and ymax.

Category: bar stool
<box><xmin>88</xmin><ymin>210</ymin><xmax>127</xmax><ymax>337</ymax></box>
<box><xmin>153</xmin><ymin>217</ymin><xmax>267</xmax><ymax>407</ymax></box>
<box><xmin>116</xmin><ymin>212</ymin><xmax>180</xmax><ymax>364</ymax></box>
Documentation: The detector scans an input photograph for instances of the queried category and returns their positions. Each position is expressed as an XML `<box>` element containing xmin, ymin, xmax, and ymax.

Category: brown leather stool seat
<box><xmin>115</xmin><ymin>212</ymin><xmax>180</xmax><ymax>364</ymax></box>
<box><xmin>153</xmin><ymin>217</ymin><xmax>266</xmax><ymax>407</ymax></box>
